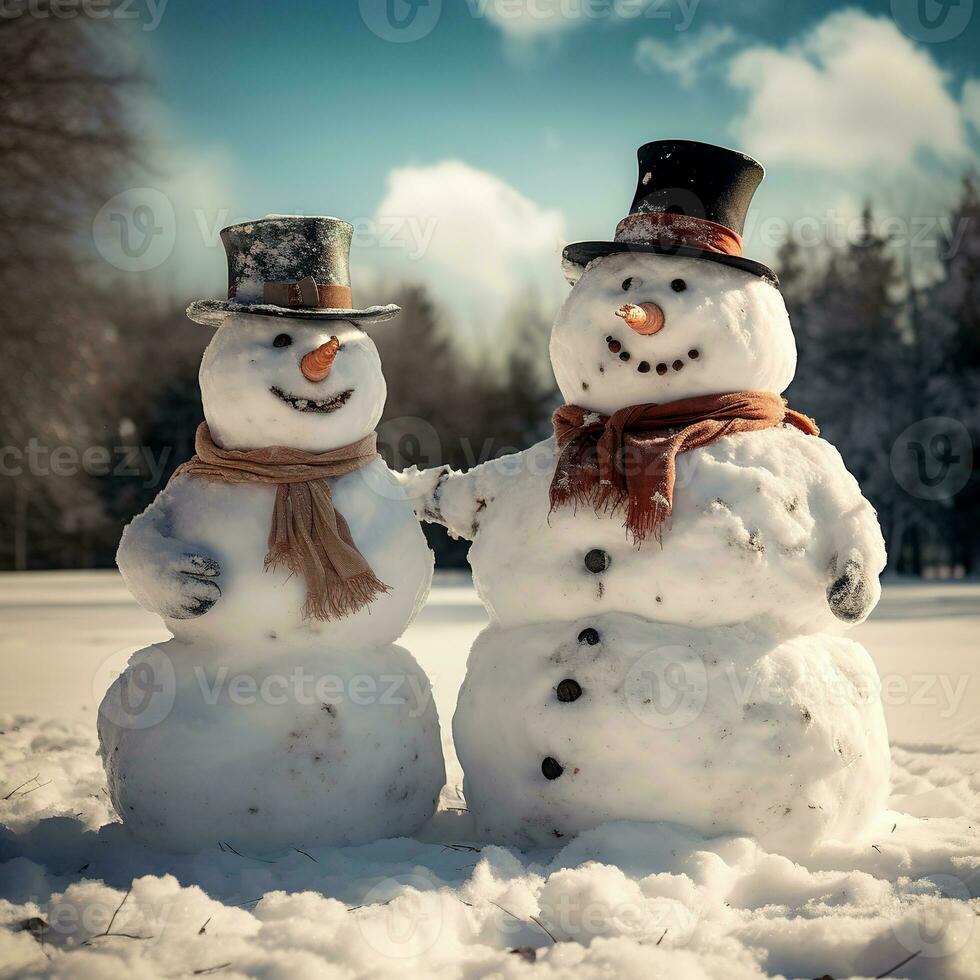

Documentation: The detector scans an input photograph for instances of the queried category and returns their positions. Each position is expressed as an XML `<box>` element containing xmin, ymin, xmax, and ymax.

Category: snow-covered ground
<box><xmin>1</xmin><ymin>572</ymin><xmax>978</xmax><ymax>978</ymax></box>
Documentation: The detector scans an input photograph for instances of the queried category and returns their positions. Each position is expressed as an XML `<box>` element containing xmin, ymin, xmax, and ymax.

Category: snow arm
<box><xmin>116</xmin><ymin>480</ymin><xmax>222</xmax><ymax>619</ymax></box>
<box><xmin>803</xmin><ymin>439</ymin><xmax>887</xmax><ymax>625</ymax></box>
<box><xmin>397</xmin><ymin>446</ymin><xmax>546</xmax><ymax>542</ymax></box>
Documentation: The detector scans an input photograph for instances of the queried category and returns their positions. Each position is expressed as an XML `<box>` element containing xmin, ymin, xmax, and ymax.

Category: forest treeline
<box><xmin>0</xmin><ymin>10</ymin><xmax>977</xmax><ymax>574</ymax></box>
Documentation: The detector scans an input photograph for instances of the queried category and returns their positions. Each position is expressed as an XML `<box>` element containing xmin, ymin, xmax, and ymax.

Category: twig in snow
<box><xmin>79</xmin><ymin>885</ymin><xmax>150</xmax><ymax>945</ymax></box>
<box><xmin>441</xmin><ymin>843</ymin><xmax>481</xmax><ymax>853</ymax></box>
<box><xmin>218</xmin><ymin>841</ymin><xmax>276</xmax><ymax>864</ymax></box>
<box><xmin>3</xmin><ymin>774</ymin><xmax>50</xmax><ymax>800</ymax></box>
<box><xmin>872</xmin><ymin>844</ymin><xmax>882</xmax><ymax>853</ymax></box>
<box><xmin>875</xmin><ymin>949</ymin><xmax>921</xmax><ymax>978</ymax></box>
<box><xmin>105</xmin><ymin>886</ymin><xmax>132</xmax><ymax>936</ymax></box>
<box><xmin>3</xmin><ymin>774</ymin><xmax>39</xmax><ymax>799</ymax></box>
<box><xmin>198</xmin><ymin>917</ymin><xmax>211</xmax><ymax>935</ymax></box>
<box><xmin>488</xmin><ymin>900</ymin><xmax>558</xmax><ymax>944</ymax></box>
<box><xmin>293</xmin><ymin>847</ymin><xmax>318</xmax><ymax>862</ymax></box>
<box><xmin>657</xmin><ymin>928</ymin><xmax>668</xmax><ymax>946</ymax></box>
<box><xmin>193</xmin><ymin>964</ymin><xmax>232</xmax><ymax>975</ymax></box>
<box><xmin>16</xmin><ymin>780</ymin><xmax>52</xmax><ymax>798</ymax></box>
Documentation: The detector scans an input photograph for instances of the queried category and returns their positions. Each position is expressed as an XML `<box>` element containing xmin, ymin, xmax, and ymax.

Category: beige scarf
<box><xmin>172</xmin><ymin>422</ymin><xmax>389</xmax><ymax>620</ymax></box>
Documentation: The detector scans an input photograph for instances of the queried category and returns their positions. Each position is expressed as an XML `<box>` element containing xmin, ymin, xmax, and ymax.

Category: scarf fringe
<box><xmin>265</xmin><ymin>547</ymin><xmax>390</xmax><ymax>622</ymax></box>
<box><xmin>550</xmin><ymin>481</ymin><xmax>670</xmax><ymax>547</ymax></box>
<box><xmin>303</xmin><ymin>571</ymin><xmax>391</xmax><ymax>622</ymax></box>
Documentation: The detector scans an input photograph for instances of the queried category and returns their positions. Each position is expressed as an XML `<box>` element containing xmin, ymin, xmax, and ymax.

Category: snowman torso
<box><xmin>144</xmin><ymin>457</ymin><xmax>432</xmax><ymax>651</ymax></box>
<box><xmin>458</xmin><ymin>428</ymin><xmax>882</xmax><ymax>638</ymax></box>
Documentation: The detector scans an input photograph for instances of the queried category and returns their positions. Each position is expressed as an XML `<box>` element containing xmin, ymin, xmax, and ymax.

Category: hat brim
<box><xmin>186</xmin><ymin>299</ymin><xmax>401</xmax><ymax>328</ymax></box>
<box><xmin>562</xmin><ymin>241</ymin><xmax>778</xmax><ymax>287</ymax></box>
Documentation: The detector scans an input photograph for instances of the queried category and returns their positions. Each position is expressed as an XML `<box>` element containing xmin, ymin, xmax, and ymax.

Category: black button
<box><xmin>556</xmin><ymin>679</ymin><xmax>582</xmax><ymax>703</ymax></box>
<box><xmin>541</xmin><ymin>756</ymin><xmax>564</xmax><ymax>780</ymax></box>
<box><xmin>578</xmin><ymin>627</ymin><xmax>600</xmax><ymax>645</ymax></box>
<box><xmin>584</xmin><ymin>549</ymin><xmax>610</xmax><ymax>574</ymax></box>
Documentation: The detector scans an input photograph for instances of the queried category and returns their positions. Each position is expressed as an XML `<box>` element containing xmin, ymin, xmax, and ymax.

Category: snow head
<box><xmin>200</xmin><ymin>314</ymin><xmax>387</xmax><ymax>452</ymax></box>
<box><xmin>550</xmin><ymin>252</ymin><xmax>797</xmax><ymax>415</ymax></box>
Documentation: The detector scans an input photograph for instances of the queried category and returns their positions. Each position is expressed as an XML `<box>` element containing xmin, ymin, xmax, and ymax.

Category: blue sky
<box><xmin>127</xmin><ymin>0</ymin><xmax>980</xmax><ymax>339</ymax></box>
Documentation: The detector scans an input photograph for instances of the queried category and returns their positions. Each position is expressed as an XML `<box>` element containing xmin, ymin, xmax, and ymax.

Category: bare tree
<box><xmin>0</xmin><ymin>5</ymin><xmax>143</xmax><ymax>568</ymax></box>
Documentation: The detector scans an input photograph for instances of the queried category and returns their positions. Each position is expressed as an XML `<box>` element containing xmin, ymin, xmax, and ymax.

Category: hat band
<box><xmin>258</xmin><ymin>277</ymin><xmax>353</xmax><ymax>309</ymax></box>
<box><xmin>614</xmin><ymin>212</ymin><xmax>743</xmax><ymax>257</ymax></box>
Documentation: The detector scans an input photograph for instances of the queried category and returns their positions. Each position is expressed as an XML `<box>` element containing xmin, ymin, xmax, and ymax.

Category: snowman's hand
<box><xmin>826</xmin><ymin>552</ymin><xmax>872</xmax><ymax>624</ymax></box>
<box><xmin>396</xmin><ymin>465</ymin><xmax>452</xmax><ymax>522</ymax></box>
<box><xmin>166</xmin><ymin>552</ymin><xmax>222</xmax><ymax>619</ymax></box>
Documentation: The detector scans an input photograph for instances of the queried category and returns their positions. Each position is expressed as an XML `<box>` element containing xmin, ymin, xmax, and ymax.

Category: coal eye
<box><xmin>621</xmin><ymin>277</ymin><xmax>641</xmax><ymax>291</ymax></box>
<box><xmin>670</xmin><ymin>279</ymin><xmax>687</xmax><ymax>292</ymax></box>
<box><xmin>273</xmin><ymin>333</ymin><xmax>292</xmax><ymax>348</ymax></box>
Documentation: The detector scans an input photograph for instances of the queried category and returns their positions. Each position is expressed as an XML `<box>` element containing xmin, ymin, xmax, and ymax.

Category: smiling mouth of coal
<box><xmin>604</xmin><ymin>335</ymin><xmax>701</xmax><ymax>376</ymax></box>
<box><xmin>270</xmin><ymin>386</ymin><xmax>354</xmax><ymax>414</ymax></box>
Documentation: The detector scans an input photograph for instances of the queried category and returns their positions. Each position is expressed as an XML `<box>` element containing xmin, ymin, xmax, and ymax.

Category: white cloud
<box><xmin>471</xmin><ymin>0</ymin><xmax>698</xmax><ymax>42</ymax></box>
<box><xmin>473</xmin><ymin>0</ymin><xmax>580</xmax><ymax>39</ymax></box>
<box><xmin>371</xmin><ymin>160</ymin><xmax>567</xmax><ymax>342</ymax></box>
<box><xmin>963</xmin><ymin>78</ymin><xmax>980</xmax><ymax>134</ymax></box>
<box><xmin>728</xmin><ymin>10</ymin><xmax>967</xmax><ymax>172</ymax></box>
<box><xmin>635</xmin><ymin>24</ymin><xmax>738</xmax><ymax>87</ymax></box>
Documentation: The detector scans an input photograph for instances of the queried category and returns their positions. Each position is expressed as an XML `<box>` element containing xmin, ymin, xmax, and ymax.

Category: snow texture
<box><xmin>0</xmin><ymin>574</ymin><xmax>978</xmax><ymax>979</ymax></box>
<box><xmin>107</xmin><ymin>314</ymin><xmax>442</xmax><ymax>850</ymax></box>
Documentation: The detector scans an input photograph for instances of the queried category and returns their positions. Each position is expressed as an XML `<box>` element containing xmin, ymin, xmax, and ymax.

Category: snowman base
<box><xmin>453</xmin><ymin>614</ymin><xmax>889</xmax><ymax>856</ymax></box>
<box><xmin>99</xmin><ymin>639</ymin><xmax>444</xmax><ymax>853</ymax></box>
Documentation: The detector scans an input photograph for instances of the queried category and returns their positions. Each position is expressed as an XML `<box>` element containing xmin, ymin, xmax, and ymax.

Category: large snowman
<box><xmin>100</xmin><ymin>216</ymin><xmax>445</xmax><ymax>852</ymax></box>
<box><xmin>423</xmin><ymin>142</ymin><xmax>889</xmax><ymax>855</ymax></box>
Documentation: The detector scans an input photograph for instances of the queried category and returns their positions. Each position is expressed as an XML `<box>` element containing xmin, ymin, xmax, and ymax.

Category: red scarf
<box><xmin>550</xmin><ymin>392</ymin><xmax>818</xmax><ymax>545</ymax></box>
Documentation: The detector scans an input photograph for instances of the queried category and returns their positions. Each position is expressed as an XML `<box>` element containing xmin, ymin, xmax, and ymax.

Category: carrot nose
<box><xmin>301</xmin><ymin>337</ymin><xmax>341</xmax><ymax>382</ymax></box>
<box><xmin>615</xmin><ymin>302</ymin><xmax>666</xmax><ymax>336</ymax></box>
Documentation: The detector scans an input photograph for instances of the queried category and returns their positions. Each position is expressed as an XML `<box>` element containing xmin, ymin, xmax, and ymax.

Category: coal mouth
<box><xmin>270</xmin><ymin>386</ymin><xmax>354</xmax><ymax>414</ymax></box>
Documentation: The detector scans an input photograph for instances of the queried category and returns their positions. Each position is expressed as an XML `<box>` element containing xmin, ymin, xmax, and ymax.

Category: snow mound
<box><xmin>2</xmin><ymin>714</ymin><xmax>978</xmax><ymax>979</ymax></box>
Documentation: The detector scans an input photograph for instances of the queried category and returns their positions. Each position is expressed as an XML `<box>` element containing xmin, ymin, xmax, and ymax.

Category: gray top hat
<box><xmin>186</xmin><ymin>215</ymin><xmax>400</xmax><ymax>327</ymax></box>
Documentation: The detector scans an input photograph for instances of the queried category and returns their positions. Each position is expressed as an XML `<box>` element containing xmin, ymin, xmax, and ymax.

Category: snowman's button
<box><xmin>541</xmin><ymin>756</ymin><xmax>564</xmax><ymax>780</ymax></box>
<box><xmin>556</xmin><ymin>679</ymin><xmax>583</xmax><ymax>703</ymax></box>
<box><xmin>578</xmin><ymin>627</ymin><xmax>600</xmax><ymax>645</ymax></box>
<box><xmin>584</xmin><ymin>549</ymin><xmax>610</xmax><ymax>574</ymax></box>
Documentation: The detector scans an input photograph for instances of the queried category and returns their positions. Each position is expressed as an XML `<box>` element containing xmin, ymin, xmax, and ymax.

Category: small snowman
<box><xmin>99</xmin><ymin>216</ymin><xmax>445</xmax><ymax>852</ymax></box>
<box><xmin>422</xmin><ymin>142</ymin><xmax>890</xmax><ymax>854</ymax></box>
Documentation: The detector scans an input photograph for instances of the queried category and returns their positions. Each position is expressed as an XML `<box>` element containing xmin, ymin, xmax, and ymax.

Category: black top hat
<box><xmin>187</xmin><ymin>215</ymin><xmax>400</xmax><ymax>327</ymax></box>
<box><xmin>563</xmin><ymin>140</ymin><xmax>777</xmax><ymax>285</ymax></box>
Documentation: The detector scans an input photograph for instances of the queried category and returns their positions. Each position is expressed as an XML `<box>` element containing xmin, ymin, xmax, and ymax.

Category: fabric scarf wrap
<box><xmin>172</xmin><ymin>422</ymin><xmax>389</xmax><ymax>621</ymax></box>
<box><xmin>550</xmin><ymin>391</ymin><xmax>819</xmax><ymax>545</ymax></box>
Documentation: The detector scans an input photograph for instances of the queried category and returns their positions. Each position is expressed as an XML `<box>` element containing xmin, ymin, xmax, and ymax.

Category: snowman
<box><xmin>99</xmin><ymin>216</ymin><xmax>445</xmax><ymax>852</ymax></box>
<box><xmin>421</xmin><ymin>142</ymin><xmax>890</xmax><ymax>854</ymax></box>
